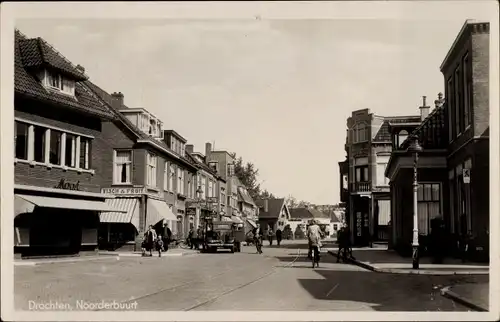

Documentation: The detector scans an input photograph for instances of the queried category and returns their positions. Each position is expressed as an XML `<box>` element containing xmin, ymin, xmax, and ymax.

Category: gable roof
<box><xmin>331</xmin><ymin>211</ymin><xmax>343</xmax><ymax>223</ymax></box>
<box><xmin>83</xmin><ymin>81</ymin><xmax>197</xmax><ymax>171</ymax></box>
<box><xmin>15</xmin><ymin>30</ymin><xmax>114</xmax><ymax>119</ymax></box>
<box><xmin>373</xmin><ymin>116</ymin><xmax>421</xmax><ymax>142</ymax></box>
<box><xmin>290</xmin><ymin>207</ymin><xmax>331</xmax><ymax>220</ymax></box>
<box><xmin>184</xmin><ymin>151</ymin><xmax>222</xmax><ymax>179</ymax></box>
<box><xmin>255</xmin><ymin>198</ymin><xmax>285</xmax><ymax>218</ymax></box>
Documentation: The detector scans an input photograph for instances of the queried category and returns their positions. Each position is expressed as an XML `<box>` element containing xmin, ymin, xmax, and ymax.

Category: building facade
<box><xmin>13</xmin><ymin>30</ymin><xmax>123</xmax><ymax>257</ymax></box>
<box><xmin>342</xmin><ymin>108</ymin><xmax>421</xmax><ymax>246</ymax></box>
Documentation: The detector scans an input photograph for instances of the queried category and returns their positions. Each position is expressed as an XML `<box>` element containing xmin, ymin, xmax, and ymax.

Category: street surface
<box><xmin>15</xmin><ymin>240</ymin><xmax>485</xmax><ymax>311</ymax></box>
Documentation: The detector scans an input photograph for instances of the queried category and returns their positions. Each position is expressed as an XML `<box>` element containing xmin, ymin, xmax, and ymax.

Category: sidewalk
<box><xmin>440</xmin><ymin>282</ymin><xmax>489</xmax><ymax>312</ymax></box>
<box><xmin>328</xmin><ymin>247</ymin><xmax>489</xmax><ymax>275</ymax></box>
<box><xmin>15</xmin><ymin>248</ymin><xmax>198</xmax><ymax>266</ymax></box>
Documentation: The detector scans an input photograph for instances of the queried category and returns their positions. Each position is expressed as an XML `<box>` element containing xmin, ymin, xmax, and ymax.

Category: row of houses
<box><xmin>13</xmin><ymin>29</ymin><xmax>260</xmax><ymax>257</ymax></box>
<box><xmin>338</xmin><ymin>20</ymin><xmax>490</xmax><ymax>261</ymax></box>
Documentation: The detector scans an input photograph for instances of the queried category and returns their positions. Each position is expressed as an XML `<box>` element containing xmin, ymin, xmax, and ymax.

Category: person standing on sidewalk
<box><xmin>276</xmin><ymin>228</ymin><xmax>282</xmax><ymax>246</ymax></box>
<box><xmin>163</xmin><ymin>223</ymin><xmax>172</xmax><ymax>252</ymax></box>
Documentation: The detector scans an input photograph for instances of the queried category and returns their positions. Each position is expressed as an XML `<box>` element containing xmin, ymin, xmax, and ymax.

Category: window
<box><xmin>397</xmin><ymin>130</ymin><xmax>408</xmax><ymax>148</ymax></box>
<box><xmin>177</xmin><ymin>167</ymin><xmax>185</xmax><ymax>195</ymax></box>
<box><xmin>197</xmin><ymin>175</ymin><xmax>202</xmax><ymax>198</ymax></box>
<box><xmin>448</xmin><ymin>169</ymin><xmax>455</xmax><ymax>234</ymax></box>
<box><xmin>208</xmin><ymin>180</ymin><xmax>214</xmax><ymax>198</ymax></box>
<box><xmin>146</xmin><ymin>153</ymin><xmax>157</xmax><ymax>187</ymax></box>
<box><xmin>376</xmin><ymin>163</ymin><xmax>389</xmax><ymax>186</ymax></box>
<box><xmin>168</xmin><ymin>163</ymin><xmax>175</xmax><ymax>191</ymax></box>
<box><xmin>79</xmin><ymin>137</ymin><xmax>91</xmax><ymax>170</ymax></box>
<box><xmin>15</xmin><ymin>122</ymin><xmax>29</xmax><ymax>160</ymax></box>
<box><xmin>227</xmin><ymin>163</ymin><xmax>235</xmax><ymax>176</ymax></box>
<box><xmin>114</xmin><ymin>150</ymin><xmax>132</xmax><ymax>184</ymax></box>
<box><xmin>181</xmin><ymin>143</ymin><xmax>185</xmax><ymax>157</ymax></box>
<box><xmin>355</xmin><ymin>166</ymin><xmax>369</xmax><ymax>182</ymax></box>
<box><xmin>201</xmin><ymin>176</ymin><xmax>207</xmax><ymax>200</ymax></box>
<box><xmin>221</xmin><ymin>192</ymin><xmax>226</xmax><ymax>205</ymax></box>
<box><xmin>187</xmin><ymin>176</ymin><xmax>193</xmax><ymax>198</ymax></box>
<box><xmin>353</xmin><ymin>123</ymin><xmax>368</xmax><ymax>143</ymax></box>
<box><xmin>164</xmin><ymin>162</ymin><xmax>169</xmax><ymax>191</ymax></box>
<box><xmin>447</xmin><ymin>77</ymin><xmax>455</xmax><ymax>140</ymax></box>
<box><xmin>33</xmin><ymin>126</ymin><xmax>46</xmax><ymax>163</ymax></box>
<box><xmin>49</xmin><ymin>130</ymin><xmax>62</xmax><ymax>165</ymax></box>
<box><xmin>171</xmin><ymin>138</ymin><xmax>176</xmax><ymax>152</ymax></box>
<box><xmin>463</xmin><ymin>54</ymin><xmax>471</xmax><ymax>128</ymax></box>
<box><xmin>454</xmin><ymin>66</ymin><xmax>462</xmax><ymax>135</ymax></box>
<box><xmin>45</xmin><ymin>70</ymin><xmax>75</xmax><ymax>95</ymax></box>
<box><xmin>14</xmin><ymin>120</ymin><xmax>93</xmax><ymax>170</ymax></box>
<box><xmin>417</xmin><ymin>183</ymin><xmax>441</xmax><ymax>235</ymax></box>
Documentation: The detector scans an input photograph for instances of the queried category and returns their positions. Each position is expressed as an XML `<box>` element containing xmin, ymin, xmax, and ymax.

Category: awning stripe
<box><xmin>100</xmin><ymin>198</ymin><xmax>140</xmax><ymax>231</ymax></box>
<box><xmin>378</xmin><ymin>200</ymin><xmax>391</xmax><ymax>225</ymax></box>
<box><xmin>247</xmin><ymin>219</ymin><xmax>257</xmax><ymax>229</ymax></box>
<box><xmin>15</xmin><ymin>194</ymin><xmax>126</xmax><ymax>212</ymax></box>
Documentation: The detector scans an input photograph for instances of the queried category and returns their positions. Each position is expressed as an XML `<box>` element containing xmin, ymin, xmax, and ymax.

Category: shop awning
<box><xmin>146</xmin><ymin>198</ymin><xmax>177</xmax><ymax>227</ymax></box>
<box><xmin>100</xmin><ymin>198</ymin><xmax>140</xmax><ymax>231</ymax></box>
<box><xmin>14</xmin><ymin>194</ymin><xmax>125</xmax><ymax>214</ymax></box>
<box><xmin>231</xmin><ymin>216</ymin><xmax>244</xmax><ymax>224</ymax></box>
<box><xmin>247</xmin><ymin>219</ymin><xmax>257</xmax><ymax>228</ymax></box>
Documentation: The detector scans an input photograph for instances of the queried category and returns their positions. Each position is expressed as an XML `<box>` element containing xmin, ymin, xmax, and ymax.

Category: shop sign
<box><xmin>356</xmin><ymin>212</ymin><xmax>362</xmax><ymax>237</ymax></box>
<box><xmin>186</xmin><ymin>208</ymin><xmax>196</xmax><ymax>216</ymax></box>
<box><xmin>54</xmin><ymin>179</ymin><xmax>80</xmax><ymax>191</ymax></box>
<box><xmin>463</xmin><ymin>169</ymin><xmax>470</xmax><ymax>184</ymax></box>
<box><xmin>101</xmin><ymin>187</ymin><xmax>146</xmax><ymax>195</ymax></box>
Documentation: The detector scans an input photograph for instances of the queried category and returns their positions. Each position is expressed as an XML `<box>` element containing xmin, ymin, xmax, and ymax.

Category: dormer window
<box><xmin>43</xmin><ymin>70</ymin><xmax>75</xmax><ymax>96</ymax></box>
<box><xmin>209</xmin><ymin>161</ymin><xmax>218</xmax><ymax>172</ymax></box>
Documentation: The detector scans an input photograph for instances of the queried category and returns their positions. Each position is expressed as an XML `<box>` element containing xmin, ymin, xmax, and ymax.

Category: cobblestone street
<box><xmin>15</xmin><ymin>241</ymin><xmax>487</xmax><ymax>311</ymax></box>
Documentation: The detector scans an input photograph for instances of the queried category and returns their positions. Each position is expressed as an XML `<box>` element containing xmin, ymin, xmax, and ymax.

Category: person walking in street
<box><xmin>187</xmin><ymin>227</ymin><xmax>194</xmax><ymax>248</ymax></box>
<box><xmin>276</xmin><ymin>228</ymin><xmax>282</xmax><ymax>246</ymax></box>
<box><xmin>337</xmin><ymin>225</ymin><xmax>347</xmax><ymax>262</ymax></box>
<box><xmin>307</xmin><ymin>220</ymin><xmax>322</xmax><ymax>268</ymax></box>
<box><xmin>267</xmin><ymin>226</ymin><xmax>274</xmax><ymax>246</ymax></box>
<box><xmin>143</xmin><ymin>225</ymin><xmax>157</xmax><ymax>257</ymax></box>
<box><xmin>156</xmin><ymin>235</ymin><xmax>164</xmax><ymax>257</ymax></box>
<box><xmin>252</xmin><ymin>224</ymin><xmax>263</xmax><ymax>254</ymax></box>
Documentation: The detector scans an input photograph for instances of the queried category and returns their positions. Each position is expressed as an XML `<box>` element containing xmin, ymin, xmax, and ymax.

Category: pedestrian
<box><xmin>144</xmin><ymin>225</ymin><xmax>157</xmax><ymax>257</ymax></box>
<box><xmin>156</xmin><ymin>235</ymin><xmax>164</xmax><ymax>257</ymax></box>
<box><xmin>306</xmin><ymin>221</ymin><xmax>313</xmax><ymax>259</ymax></box>
<box><xmin>195</xmin><ymin>225</ymin><xmax>203</xmax><ymax>250</ymax></box>
<box><xmin>163</xmin><ymin>223</ymin><xmax>172</xmax><ymax>252</ymax></box>
<box><xmin>337</xmin><ymin>226</ymin><xmax>347</xmax><ymax>263</ymax></box>
<box><xmin>276</xmin><ymin>228</ymin><xmax>282</xmax><ymax>246</ymax></box>
<box><xmin>188</xmin><ymin>227</ymin><xmax>194</xmax><ymax>248</ymax></box>
<box><xmin>307</xmin><ymin>220</ymin><xmax>322</xmax><ymax>268</ymax></box>
<box><xmin>267</xmin><ymin>226</ymin><xmax>274</xmax><ymax>246</ymax></box>
<box><xmin>252</xmin><ymin>223</ymin><xmax>263</xmax><ymax>254</ymax></box>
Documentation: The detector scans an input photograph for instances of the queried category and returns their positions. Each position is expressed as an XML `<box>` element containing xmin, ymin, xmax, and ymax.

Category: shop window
<box><xmin>15</xmin><ymin>121</ymin><xmax>29</xmax><ymax>160</ymax></box>
<box><xmin>417</xmin><ymin>183</ymin><xmax>441</xmax><ymax>235</ymax></box>
<box><xmin>114</xmin><ymin>150</ymin><xmax>132</xmax><ymax>184</ymax></box>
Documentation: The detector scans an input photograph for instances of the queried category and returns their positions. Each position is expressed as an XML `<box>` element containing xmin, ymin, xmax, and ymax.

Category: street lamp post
<box><xmin>407</xmin><ymin>135</ymin><xmax>423</xmax><ymax>269</ymax></box>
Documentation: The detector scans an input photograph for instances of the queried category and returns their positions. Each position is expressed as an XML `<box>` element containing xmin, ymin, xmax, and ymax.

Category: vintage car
<box><xmin>203</xmin><ymin>221</ymin><xmax>237</xmax><ymax>253</ymax></box>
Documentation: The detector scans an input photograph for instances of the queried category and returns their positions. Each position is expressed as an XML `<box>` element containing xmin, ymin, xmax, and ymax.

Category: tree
<box><xmin>285</xmin><ymin>195</ymin><xmax>299</xmax><ymax>208</ymax></box>
<box><xmin>259</xmin><ymin>189</ymin><xmax>276</xmax><ymax>199</ymax></box>
<box><xmin>231</xmin><ymin>153</ymin><xmax>261</xmax><ymax>200</ymax></box>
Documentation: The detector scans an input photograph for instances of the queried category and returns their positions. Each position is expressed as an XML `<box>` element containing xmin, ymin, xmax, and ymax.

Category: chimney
<box><xmin>185</xmin><ymin>144</ymin><xmax>194</xmax><ymax>154</ymax></box>
<box><xmin>419</xmin><ymin>95</ymin><xmax>430</xmax><ymax>121</ymax></box>
<box><xmin>75</xmin><ymin>64</ymin><xmax>85</xmax><ymax>74</ymax></box>
<box><xmin>205</xmin><ymin>142</ymin><xmax>212</xmax><ymax>161</ymax></box>
<box><xmin>111</xmin><ymin>92</ymin><xmax>124</xmax><ymax>109</ymax></box>
<box><xmin>264</xmin><ymin>199</ymin><xmax>269</xmax><ymax>213</ymax></box>
<box><xmin>434</xmin><ymin>92</ymin><xmax>445</xmax><ymax>108</ymax></box>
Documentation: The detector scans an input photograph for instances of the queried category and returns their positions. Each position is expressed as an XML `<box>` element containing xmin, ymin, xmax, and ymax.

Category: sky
<box><xmin>13</xmin><ymin>2</ymin><xmax>496</xmax><ymax>205</ymax></box>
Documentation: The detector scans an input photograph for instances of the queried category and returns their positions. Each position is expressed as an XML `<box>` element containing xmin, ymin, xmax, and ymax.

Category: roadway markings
<box><xmin>325</xmin><ymin>283</ymin><xmax>339</xmax><ymax>297</ymax></box>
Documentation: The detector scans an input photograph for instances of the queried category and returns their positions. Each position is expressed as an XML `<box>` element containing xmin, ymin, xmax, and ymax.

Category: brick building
<box><xmin>84</xmin><ymin>84</ymin><xmax>198</xmax><ymax>251</ymax></box>
<box><xmin>13</xmin><ymin>30</ymin><xmax>123</xmax><ymax>257</ymax></box>
<box><xmin>441</xmin><ymin>20</ymin><xmax>490</xmax><ymax>260</ymax></box>
<box><xmin>386</xmin><ymin>20</ymin><xmax>490</xmax><ymax>262</ymax></box>
<box><xmin>341</xmin><ymin>108</ymin><xmax>421</xmax><ymax>246</ymax></box>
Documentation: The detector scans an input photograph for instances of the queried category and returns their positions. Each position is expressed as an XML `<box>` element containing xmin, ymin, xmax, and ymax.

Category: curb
<box><xmin>14</xmin><ymin>255</ymin><xmax>119</xmax><ymax>266</ymax></box>
<box><xmin>327</xmin><ymin>251</ymin><xmax>489</xmax><ymax>275</ymax></box>
<box><xmin>440</xmin><ymin>286</ymin><xmax>488</xmax><ymax>312</ymax></box>
<box><xmin>114</xmin><ymin>251</ymin><xmax>199</xmax><ymax>258</ymax></box>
